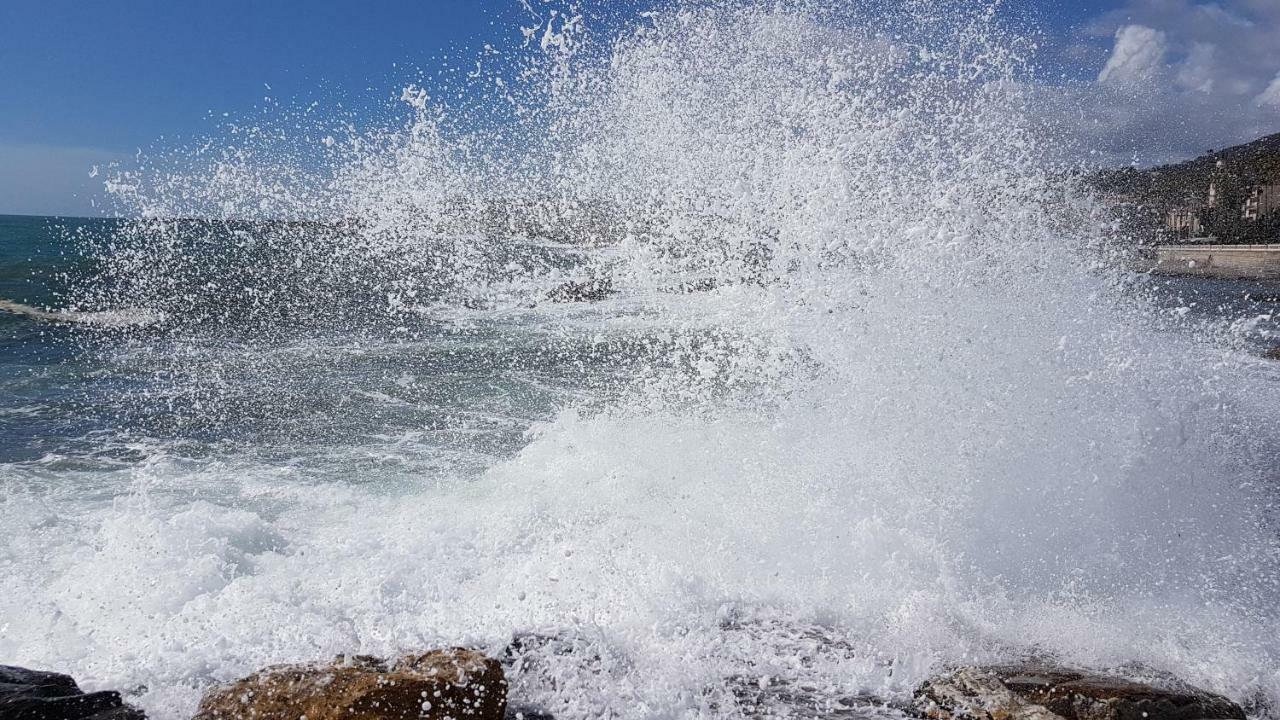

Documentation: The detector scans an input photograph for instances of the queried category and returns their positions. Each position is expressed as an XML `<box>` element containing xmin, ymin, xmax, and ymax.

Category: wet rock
<box><xmin>193</xmin><ymin>648</ymin><xmax>506</xmax><ymax>720</ymax></box>
<box><xmin>502</xmin><ymin>632</ymin><xmax>600</xmax><ymax>665</ymax></box>
<box><xmin>706</xmin><ymin>608</ymin><xmax>911</xmax><ymax>720</ymax></box>
<box><xmin>0</xmin><ymin>665</ymin><xmax>144</xmax><ymax>720</ymax></box>
<box><xmin>503</xmin><ymin>706</ymin><xmax>556</xmax><ymax>720</ymax></box>
<box><xmin>499</xmin><ymin>631</ymin><xmax>636</xmax><ymax>720</ymax></box>
<box><xmin>545</xmin><ymin>278</ymin><xmax>613</xmax><ymax>303</ymax></box>
<box><xmin>1264</xmin><ymin>346</ymin><xmax>1280</xmax><ymax>360</ymax></box>
<box><xmin>913</xmin><ymin>665</ymin><xmax>1245</xmax><ymax>720</ymax></box>
<box><xmin>727</xmin><ymin>675</ymin><xmax>905</xmax><ymax>720</ymax></box>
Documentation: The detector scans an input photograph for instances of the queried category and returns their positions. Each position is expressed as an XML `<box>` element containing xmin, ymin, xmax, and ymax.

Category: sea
<box><xmin>2</xmin><ymin>5</ymin><xmax>1280</xmax><ymax>719</ymax></box>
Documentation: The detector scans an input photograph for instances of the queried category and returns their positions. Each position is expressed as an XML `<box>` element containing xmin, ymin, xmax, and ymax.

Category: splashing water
<box><xmin>2</xmin><ymin>3</ymin><xmax>1279</xmax><ymax>719</ymax></box>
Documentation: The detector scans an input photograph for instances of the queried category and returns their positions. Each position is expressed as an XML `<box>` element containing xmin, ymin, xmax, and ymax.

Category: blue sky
<box><xmin>0</xmin><ymin>1</ymin><xmax>537</xmax><ymax>215</ymax></box>
<box><xmin>2</xmin><ymin>0</ymin><xmax>1277</xmax><ymax>216</ymax></box>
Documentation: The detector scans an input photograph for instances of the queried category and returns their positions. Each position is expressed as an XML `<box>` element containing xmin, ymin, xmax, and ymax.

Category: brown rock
<box><xmin>1264</xmin><ymin>346</ymin><xmax>1280</xmax><ymax>360</ymax></box>
<box><xmin>914</xmin><ymin>666</ymin><xmax>1244</xmax><ymax>720</ymax></box>
<box><xmin>194</xmin><ymin>648</ymin><xmax>506</xmax><ymax>720</ymax></box>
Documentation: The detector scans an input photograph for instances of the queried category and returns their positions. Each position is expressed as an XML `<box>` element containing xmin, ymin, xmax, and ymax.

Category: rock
<box><xmin>194</xmin><ymin>648</ymin><xmax>506</xmax><ymax>720</ymax></box>
<box><xmin>727</xmin><ymin>675</ymin><xmax>901</xmax><ymax>719</ymax></box>
<box><xmin>499</xmin><ymin>632</ymin><xmax>614</xmax><ymax>720</ymax></box>
<box><xmin>503</xmin><ymin>707</ymin><xmax>556</xmax><ymax>720</ymax></box>
<box><xmin>0</xmin><ymin>665</ymin><xmax>145</xmax><ymax>720</ymax></box>
<box><xmin>1264</xmin><ymin>346</ymin><xmax>1280</xmax><ymax>360</ymax></box>
<box><xmin>712</xmin><ymin>611</ymin><xmax>909</xmax><ymax>720</ymax></box>
<box><xmin>913</xmin><ymin>665</ymin><xmax>1245</xmax><ymax>720</ymax></box>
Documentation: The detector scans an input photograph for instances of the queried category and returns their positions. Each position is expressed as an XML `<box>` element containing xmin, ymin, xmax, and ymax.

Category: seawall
<box><xmin>1151</xmin><ymin>243</ymin><xmax>1280</xmax><ymax>280</ymax></box>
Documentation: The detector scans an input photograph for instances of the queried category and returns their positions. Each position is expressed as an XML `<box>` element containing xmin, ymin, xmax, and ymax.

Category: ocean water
<box><xmin>3</xmin><ymin>4</ymin><xmax>1280</xmax><ymax>719</ymax></box>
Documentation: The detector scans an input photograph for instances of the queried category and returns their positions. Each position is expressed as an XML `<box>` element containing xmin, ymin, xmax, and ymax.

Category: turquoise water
<box><xmin>4</xmin><ymin>214</ymin><xmax>1276</xmax><ymax>469</ymax></box>
<box><xmin>0</xmin><ymin>215</ymin><xmax>106</xmax><ymax>464</ymax></box>
<box><xmin>0</xmin><ymin>214</ymin><xmax>627</xmax><ymax>470</ymax></box>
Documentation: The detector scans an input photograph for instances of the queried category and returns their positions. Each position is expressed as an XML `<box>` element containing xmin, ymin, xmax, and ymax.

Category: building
<box><xmin>1242</xmin><ymin>184</ymin><xmax>1280</xmax><ymax>221</ymax></box>
<box><xmin>1165</xmin><ymin>207</ymin><xmax>1204</xmax><ymax>239</ymax></box>
<box><xmin>1207</xmin><ymin>159</ymin><xmax>1225</xmax><ymax>208</ymax></box>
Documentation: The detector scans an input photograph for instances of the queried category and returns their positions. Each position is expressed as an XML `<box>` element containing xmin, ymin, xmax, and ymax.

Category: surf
<box><xmin>2</xmin><ymin>3</ymin><xmax>1278</xmax><ymax>719</ymax></box>
<box><xmin>0</xmin><ymin>298</ymin><xmax>166</xmax><ymax>327</ymax></box>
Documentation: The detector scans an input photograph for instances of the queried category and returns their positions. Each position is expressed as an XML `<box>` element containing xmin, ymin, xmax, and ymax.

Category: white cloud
<box><xmin>1098</xmin><ymin>25</ymin><xmax>1166</xmax><ymax>87</ymax></box>
<box><xmin>1046</xmin><ymin>0</ymin><xmax>1280</xmax><ymax>165</ymax></box>
<box><xmin>1257</xmin><ymin>73</ymin><xmax>1280</xmax><ymax>108</ymax></box>
<box><xmin>1174</xmin><ymin>42</ymin><xmax>1216</xmax><ymax>92</ymax></box>
<box><xmin>1195</xmin><ymin>3</ymin><xmax>1253</xmax><ymax>28</ymax></box>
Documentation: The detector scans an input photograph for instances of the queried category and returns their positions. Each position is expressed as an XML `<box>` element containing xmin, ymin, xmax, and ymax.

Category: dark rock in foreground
<box><xmin>914</xmin><ymin>665</ymin><xmax>1245</xmax><ymax>720</ymax></box>
<box><xmin>193</xmin><ymin>648</ymin><xmax>506</xmax><ymax>720</ymax></box>
<box><xmin>503</xmin><ymin>706</ymin><xmax>557</xmax><ymax>720</ymax></box>
<box><xmin>0</xmin><ymin>665</ymin><xmax>144</xmax><ymax>720</ymax></box>
<box><xmin>728</xmin><ymin>674</ymin><xmax>904</xmax><ymax>720</ymax></box>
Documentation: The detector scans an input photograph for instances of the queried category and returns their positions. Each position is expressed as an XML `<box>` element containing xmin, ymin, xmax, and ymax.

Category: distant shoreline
<box><xmin>0</xmin><ymin>212</ymin><xmax>127</xmax><ymax>222</ymax></box>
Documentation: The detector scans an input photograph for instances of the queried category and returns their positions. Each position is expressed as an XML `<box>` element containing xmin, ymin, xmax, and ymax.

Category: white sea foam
<box><xmin>0</xmin><ymin>299</ymin><xmax>166</xmax><ymax>327</ymax></box>
<box><xmin>3</xmin><ymin>2</ymin><xmax>1279</xmax><ymax>719</ymax></box>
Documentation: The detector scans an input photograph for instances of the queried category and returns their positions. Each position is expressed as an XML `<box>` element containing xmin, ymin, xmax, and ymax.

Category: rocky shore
<box><xmin>914</xmin><ymin>665</ymin><xmax>1246</xmax><ymax>720</ymax></box>
<box><xmin>0</xmin><ymin>665</ymin><xmax>144</xmax><ymax>720</ymax></box>
<box><xmin>4</xmin><ymin>640</ymin><xmax>1250</xmax><ymax>720</ymax></box>
<box><xmin>192</xmin><ymin>649</ymin><xmax>505</xmax><ymax>720</ymax></box>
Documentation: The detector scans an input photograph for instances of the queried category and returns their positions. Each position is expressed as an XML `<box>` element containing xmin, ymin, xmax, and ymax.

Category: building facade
<box><xmin>1242</xmin><ymin>184</ymin><xmax>1280</xmax><ymax>221</ymax></box>
<box><xmin>1165</xmin><ymin>207</ymin><xmax>1204</xmax><ymax>239</ymax></box>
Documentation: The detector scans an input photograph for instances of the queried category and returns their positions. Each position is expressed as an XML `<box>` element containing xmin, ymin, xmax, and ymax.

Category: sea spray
<box><xmin>2</xmin><ymin>2</ymin><xmax>1278</xmax><ymax>719</ymax></box>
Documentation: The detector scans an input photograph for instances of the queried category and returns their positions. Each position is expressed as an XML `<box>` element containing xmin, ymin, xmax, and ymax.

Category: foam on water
<box><xmin>2</xmin><ymin>2</ymin><xmax>1279</xmax><ymax>718</ymax></box>
<box><xmin>0</xmin><ymin>299</ymin><xmax>167</xmax><ymax>327</ymax></box>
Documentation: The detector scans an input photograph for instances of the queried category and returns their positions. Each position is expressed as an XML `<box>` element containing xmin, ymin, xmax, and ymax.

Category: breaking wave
<box><xmin>4</xmin><ymin>2</ymin><xmax>1279</xmax><ymax>719</ymax></box>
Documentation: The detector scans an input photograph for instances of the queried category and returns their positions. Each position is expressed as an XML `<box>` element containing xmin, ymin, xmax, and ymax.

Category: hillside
<box><xmin>1093</xmin><ymin>133</ymin><xmax>1280</xmax><ymax>243</ymax></box>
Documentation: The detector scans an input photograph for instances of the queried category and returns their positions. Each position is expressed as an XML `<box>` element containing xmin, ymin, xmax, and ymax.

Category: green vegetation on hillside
<box><xmin>1093</xmin><ymin>133</ymin><xmax>1280</xmax><ymax>244</ymax></box>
